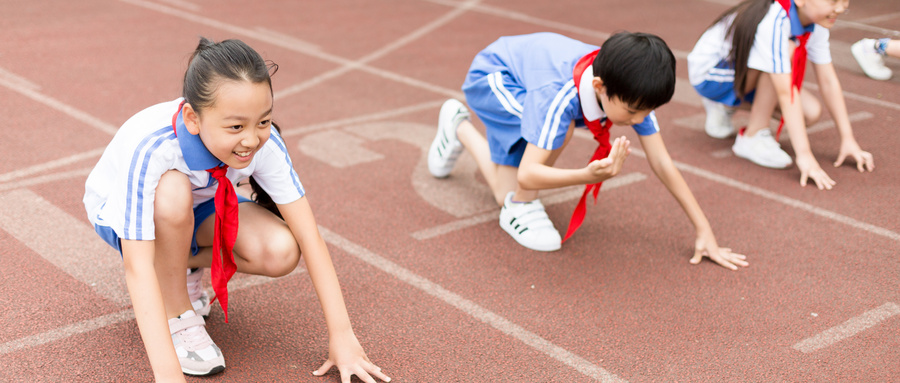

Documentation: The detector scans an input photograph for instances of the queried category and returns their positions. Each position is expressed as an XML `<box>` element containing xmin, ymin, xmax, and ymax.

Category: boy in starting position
<box><xmin>428</xmin><ymin>32</ymin><xmax>746</xmax><ymax>270</ymax></box>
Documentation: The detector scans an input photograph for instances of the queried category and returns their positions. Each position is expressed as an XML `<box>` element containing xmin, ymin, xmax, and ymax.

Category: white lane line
<box><xmin>118</xmin><ymin>0</ymin><xmax>466</xmax><ymax>100</ymax></box>
<box><xmin>0</xmin><ymin>66</ymin><xmax>40</xmax><ymax>91</ymax></box>
<box><xmin>411</xmin><ymin>172</ymin><xmax>648</xmax><ymax>240</ymax></box>
<box><xmin>319</xmin><ymin>226</ymin><xmax>625</xmax><ymax>383</ymax></box>
<box><xmin>0</xmin><ymin>188</ymin><xmax>129</xmax><ymax>305</ymax></box>
<box><xmin>805</xmin><ymin>111</ymin><xmax>874</xmax><ymax>135</ymax></box>
<box><xmin>793</xmin><ymin>302</ymin><xmax>900</xmax><ymax>353</ymax></box>
<box><xmin>274</xmin><ymin>0</ymin><xmax>478</xmax><ymax>101</ymax></box>
<box><xmin>281</xmin><ymin>100</ymin><xmax>445</xmax><ymax>138</ymax></box>
<box><xmin>0</xmin><ymin>67</ymin><xmax>117</xmax><ymax>135</ymax></box>
<box><xmin>0</xmin><ymin>167</ymin><xmax>93</xmax><ymax>192</ymax></box>
<box><xmin>0</xmin><ymin>268</ymin><xmax>305</xmax><ymax>356</ymax></box>
<box><xmin>0</xmin><ymin>148</ymin><xmax>104</xmax><ymax>183</ymax></box>
<box><xmin>626</xmin><ymin>146</ymin><xmax>900</xmax><ymax>242</ymax></box>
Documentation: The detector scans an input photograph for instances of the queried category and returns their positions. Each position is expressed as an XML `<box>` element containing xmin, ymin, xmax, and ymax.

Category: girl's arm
<box><xmin>637</xmin><ymin>133</ymin><xmax>747</xmax><ymax>270</ymax></box>
<box><xmin>277</xmin><ymin>197</ymin><xmax>390</xmax><ymax>383</ymax></box>
<box><xmin>813</xmin><ymin>62</ymin><xmax>875</xmax><ymax>172</ymax></box>
<box><xmin>768</xmin><ymin>72</ymin><xmax>836</xmax><ymax>189</ymax></box>
<box><xmin>120</xmin><ymin>240</ymin><xmax>187</xmax><ymax>383</ymax></box>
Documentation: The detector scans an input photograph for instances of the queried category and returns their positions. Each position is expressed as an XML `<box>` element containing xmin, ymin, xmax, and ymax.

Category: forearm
<box><xmin>650</xmin><ymin>159</ymin><xmax>712</xmax><ymax>235</ymax></box>
<box><xmin>774</xmin><ymin>80</ymin><xmax>815</xmax><ymax>158</ymax></box>
<box><xmin>815</xmin><ymin>64</ymin><xmax>855</xmax><ymax>141</ymax></box>
<box><xmin>302</xmin><ymin>234</ymin><xmax>353</xmax><ymax>336</ymax></box>
<box><xmin>121</xmin><ymin>240</ymin><xmax>185</xmax><ymax>382</ymax></box>
<box><xmin>517</xmin><ymin>162</ymin><xmax>591</xmax><ymax>190</ymax></box>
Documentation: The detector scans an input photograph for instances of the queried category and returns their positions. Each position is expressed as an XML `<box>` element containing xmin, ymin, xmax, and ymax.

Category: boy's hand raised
<box><xmin>585</xmin><ymin>136</ymin><xmax>630</xmax><ymax>184</ymax></box>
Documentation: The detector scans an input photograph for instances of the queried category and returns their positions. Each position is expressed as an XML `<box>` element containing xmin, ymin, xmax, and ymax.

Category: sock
<box><xmin>875</xmin><ymin>38</ymin><xmax>889</xmax><ymax>56</ymax></box>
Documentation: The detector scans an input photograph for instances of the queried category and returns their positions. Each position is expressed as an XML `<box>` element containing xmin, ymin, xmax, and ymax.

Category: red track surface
<box><xmin>1</xmin><ymin>0</ymin><xmax>898</xmax><ymax>381</ymax></box>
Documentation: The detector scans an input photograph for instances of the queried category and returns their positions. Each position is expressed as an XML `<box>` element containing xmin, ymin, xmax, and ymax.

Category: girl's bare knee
<box><xmin>154</xmin><ymin>171</ymin><xmax>193</xmax><ymax>227</ymax></box>
<box><xmin>259</xmin><ymin>234</ymin><xmax>301</xmax><ymax>277</ymax></box>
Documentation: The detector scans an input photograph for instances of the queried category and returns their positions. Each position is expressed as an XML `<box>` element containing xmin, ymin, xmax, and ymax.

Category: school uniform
<box><xmin>84</xmin><ymin>98</ymin><xmax>304</xmax><ymax>253</ymax></box>
<box><xmin>461</xmin><ymin>32</ymin><xmax>660</xmax><ymax>167</ymax></box>
<box><xmin>687</xmin><ymin>0</ymin><xmax>832</xmax><ymax>106</ymax></box>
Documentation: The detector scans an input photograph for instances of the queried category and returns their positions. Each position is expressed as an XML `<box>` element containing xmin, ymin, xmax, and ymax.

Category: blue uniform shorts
<box><xmin>462</xmin><ymin>70</ymin><xmax>530</xmax><ymax>167</ymax></box>
<box><xmin>694</xmin><ymin>59</ymin><xmax>756</xmax><ymax>107</ymax></box>
<box><xmin>94</xmin><ymin>195</ymin><xmax>253</xmax><ymax>257</ymax></box>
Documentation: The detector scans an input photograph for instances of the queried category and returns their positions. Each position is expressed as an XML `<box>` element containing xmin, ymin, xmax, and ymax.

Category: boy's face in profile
<box><xmin>592</xmin><ymin>77</ymin><xmax>652</xmax><ymax>126</ymax></box>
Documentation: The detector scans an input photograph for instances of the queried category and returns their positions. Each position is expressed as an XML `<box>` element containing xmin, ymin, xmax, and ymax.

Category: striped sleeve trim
<box><xmin>124</xmin><ymin>127</ymin><xmax>175</xmax><ymax>240</ymax></box>
<box><xmin>268</xmin><ymin>129</ymin><xmax>305</xmax><ymax>196</ymax></box>
<box><xmin>537</xmin><ymin>80</ymin><xmax>577</xmax><ymax>150</ymax></box>
<box><xmin>487</xmin><ymin>72</ymin><xmax>523</xmax><ymax>118</ymax></box>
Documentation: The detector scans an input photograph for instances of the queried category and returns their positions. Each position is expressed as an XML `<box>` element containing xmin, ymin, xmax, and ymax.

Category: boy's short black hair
<box><xmin>593</xmin><ymin>31</ymin><xmax>676</xmax><ymax>111</ymax></box>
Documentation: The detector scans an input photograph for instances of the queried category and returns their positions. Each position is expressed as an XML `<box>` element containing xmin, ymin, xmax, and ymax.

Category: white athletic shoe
<box><xmin>428</xmin><ymin>99</ymin><xmax>470</xmax><ymax>178</ymax></box>
<box><xmin>851</xmin><ymin>39</ymin><xmax>892</xmax><ymax>81</ymax></box>
<box><xmin>187</xmin><ymin>268</ymin><xmax>211</xmax><ymax>318</ymax></box>
<box><xmin>499</xmin><ymin>192</ymin><xmax>561</xmax><ymax>252</ymax></box>
<box><xmin>732</xmin><ymin>129</ymin><xmax>793</xmax><ymax>169</ymax></box>
<box><xmin>701</xmin><ymin>97</ymin><xmax>735</xmax><ymax>139</ymax></box>
<box><xmin>168</xmin><ymin>310</ymin><xmax>225</xmax><ymax>376</ymax></box>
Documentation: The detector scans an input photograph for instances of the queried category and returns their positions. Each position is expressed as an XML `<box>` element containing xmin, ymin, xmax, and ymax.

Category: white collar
<box><xmin>577</xmin><ymin>62</ymin><xmax>604</xmax><ymax>122</ymax></box>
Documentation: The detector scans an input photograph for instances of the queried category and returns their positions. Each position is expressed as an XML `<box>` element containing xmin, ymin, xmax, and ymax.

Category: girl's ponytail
<box><xmin>713</xmin><ymin>0</ymin><xmax>772</xmax><ymax>100</ymax></box>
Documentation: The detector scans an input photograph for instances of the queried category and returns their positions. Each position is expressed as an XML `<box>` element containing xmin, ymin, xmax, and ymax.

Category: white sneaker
<box><xmin>499</xmin><ymin>192</ymin><xmax>561</xmax><ymax>252</ymax></box>
<box><xmin>428</xmin><ymin>99</ymin><xmax>469</xmax><ymax>178</ymax></box>
<box><xmin>186</xmin><ymin>268</ymin><xmax>211</xmax><ymax>318</ymax></box>
<box><xmin>701</xmin><ymin>97</ymin><xmax>735</xmax><ymax>139</ymax></box>
<box><xmin>168</xmin><ymin>310</ymin><xmax>225</xmax><ymax>376</ymax></box>
<box><xmin>851</xmin><ymin>39</ymin><xmax>892</xmax><ymax>81</ymax></box>
<box><xmin>732</xmin><ymin>129</ymin><xmax>793</xmax><ymax>169</ymax></box>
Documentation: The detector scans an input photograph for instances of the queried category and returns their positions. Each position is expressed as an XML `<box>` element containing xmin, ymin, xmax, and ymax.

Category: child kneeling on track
<box><xmin>83</xmin><ymin>38</ymin><xmax>390</xmax><ymax>383</ymax></box>
<box><xmin>427</xmin><ymin>31</ymin><xmax>747</xmax><ymax>270</ymax></box>
<box><xmin>688</xmin><ymin>0</ymin><xmax>874</xmax><ymax>190</ymax></box>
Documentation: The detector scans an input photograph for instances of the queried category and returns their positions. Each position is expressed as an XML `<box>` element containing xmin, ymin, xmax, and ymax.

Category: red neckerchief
<box><xmin>172</xmin><ymin>101</ymin><xmax>239</xmax><ymax>323</ymax></box>
<box><xmin>563</xmin><ymin>49</ymin><xmax>613</xmax><ymax>243</ymax></box>
<box><xmin>775</xmin><ymin>0</ymin><xmax>811</xmax><ymax>140</ymax></box>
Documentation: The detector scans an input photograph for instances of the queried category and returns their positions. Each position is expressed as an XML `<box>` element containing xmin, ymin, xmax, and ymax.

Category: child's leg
<box><xmin>886</xmin><ymin>39</ymin><xmax>900</xmax><ymax>58</ymax></box>
<box><xmin>192</xmin><ymin>202</ymin><xmax>301</xmax><ymax>277</ymax></box>
<box><xmin>742</xmin><ymin>71</ymin><xmax>776</xmax><ymax>137</ymax></box>
<box><xmin>153</xmin><ymin>170</ymin><xmax>197</xmax><ymax>320</ymax></box>
<box><xmin>800</xmin><ymin>89</ymin><xmax>822</xmax><ymax>126</ymax></box>
<box><xmin>456</xmin><ymin>120</ymin><xmax>518</xmax><ymax>206</ymax></box>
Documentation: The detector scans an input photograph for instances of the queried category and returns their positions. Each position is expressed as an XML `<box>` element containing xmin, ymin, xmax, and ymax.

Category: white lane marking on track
<box><xmin>0</xmin><ymin>149</ymin><xmax>104</xmax><ymax>183</ymax></box>
<box><xmin>281</xmin><ymin>100</ymin><xmax>444</xmax><ymax>137</ymax></box>
<box><xmin>0</xmin><ymin>167</ymin><xmax>92</xmax><ymax>192</ymax></box>
<box><xmin>623</xmin><ymin>144</ymin><xmax>900</xmax><ymax>242</ymax></box>
<box><xmin>0</xmin><ymin>66</ymin><xmax>40</xmax><ymax>91</ymax></box>
<box><xmin>319</xmin><ymin>226</ymin><xmax>626</xmax><ymax>383</ymax></box>
<box><xmin>411</xmin><ymin>172</ymin><xmax>648</xmax><ymax>240</ymax></box>
<box><xmin>0</xmin><ymin>67</ymin><xmax>118</xmax><ymax>135</ymax></box>
<box><xmin>792</xmin><ymin>302</ymin><xmax>900</xmax><ymax>353</ymax></box>
<box><xmin>673</xmin><ymin>111</ymin><xmax>873</xmax><ymax>137</ymax></box>
<box><xmin>0</xmin><ymin>189</ymin><xmax>129</xmax><ymax>305</ymax></box>
<box><xmin>118</xmin><ymin>0</ymin><xmax>468</xmax><ymax>100</ymax></box>
<box><xmin>0</xmin><ymin>269</ymin><xmax>305</xmax><ymax>356</ymax></box>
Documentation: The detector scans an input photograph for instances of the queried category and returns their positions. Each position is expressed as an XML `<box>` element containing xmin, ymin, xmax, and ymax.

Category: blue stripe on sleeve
<box><xmin>268</xmin><ymin>129</ymin><xmax>305</xmax><ymax>196</ymax></box>
<box><xmin>124</xmin><ymin>127</ymin><xmax>175</xmax><ymax>240</ymax></box>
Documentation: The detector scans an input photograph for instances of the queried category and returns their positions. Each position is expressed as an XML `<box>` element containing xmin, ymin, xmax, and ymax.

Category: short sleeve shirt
<box><xmin>83</xmin><ymin>98</ymin><xmax>305</xmax><ymax>241</ymax></box>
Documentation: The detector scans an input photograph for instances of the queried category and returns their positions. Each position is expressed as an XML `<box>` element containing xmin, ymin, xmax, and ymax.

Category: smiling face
<box><xmin>592</xmin><ymin>77</ymin><xmax>652</xmax><ymax>126</ymax></box>
<box><xmin>183</xmin><ymin>80</ymin><xmax>273</xmax><ymax>169</ymax></box>
<box><xmin>797</xmin><ymin>0</ymin><xmax>849</xmax><ymax>29</ymax></box>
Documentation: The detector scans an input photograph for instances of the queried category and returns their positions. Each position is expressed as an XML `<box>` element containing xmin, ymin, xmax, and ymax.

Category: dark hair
<box><xmin>184</xmin><ymin>37</ymin><xmax>282</xmax><ymax>217</ymax></box>
<box><xmin>183</xmin><ymin>37</ymin><xmax>278</xmax><ymax>114</ymax></box>
<box><xmin>714</xmin><ymin>0</ymin><xmax>771</xmax><ymax>100</ymax></box>
<box><xmin>593</xmin><ymin>31</ymin><xmax>676</xmax><ymax>110</ymax></box>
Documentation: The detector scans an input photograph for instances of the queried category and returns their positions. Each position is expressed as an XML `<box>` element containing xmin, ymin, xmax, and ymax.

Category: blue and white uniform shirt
<box><xmin>688</xmin><ymin>0</ymin><xmax>832</xmax><ymax>86</ymax></box>
<box><xmin>471</xmin><ymin>33</ymin><xmax>659</xmax><ymax>152</ymax></box>
<box><xmin>84</xmin><ymin>98</ymin><xmax>305</xmax><ymax>241</ymax></box>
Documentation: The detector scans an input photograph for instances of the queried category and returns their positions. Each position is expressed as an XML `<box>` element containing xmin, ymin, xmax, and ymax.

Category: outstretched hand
<box><xmin>585</xmin><ymin>136</ymin><xmax>631</xmax><ymax>183</ymax></box>
<box><xmin>689</xmin><ymin>232</ymin><xmax>748</xmax><ymax>270</ymax></box>
<box><xmin>313</xmin><ymin>331</ymin><xmax>390</xmax><ymax>383</ymax></box>
<box><xmin>834</xmin><ymin>139</ymin><xmax>874</xmax><ymax>173</ymax></box>
<box><xmin>795</xmin><ymin>154</ymin><xmax>836</xmax><ymax>190</ymax></box>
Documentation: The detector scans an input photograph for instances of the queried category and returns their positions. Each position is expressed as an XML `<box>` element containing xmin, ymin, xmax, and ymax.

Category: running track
<box><xmin>1</xmin><ymin>0</ymin><xmax>898</xmax><ymax>381</ymax></box>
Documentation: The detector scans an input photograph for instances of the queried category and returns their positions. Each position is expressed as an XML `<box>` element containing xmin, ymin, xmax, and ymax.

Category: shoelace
<box><xmin>173</xmin><ymin>322</ymin><xmax>214</xmax><ymax>352</ymax></box>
